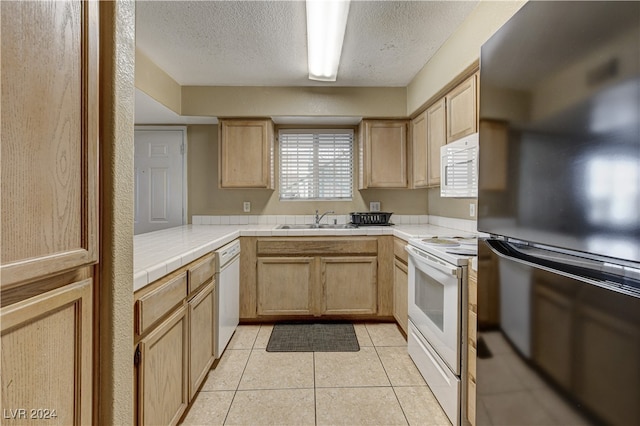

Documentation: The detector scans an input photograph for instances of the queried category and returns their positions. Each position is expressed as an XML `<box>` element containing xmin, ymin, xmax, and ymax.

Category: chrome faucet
<box><xmin>314</xmin><ymin>210</ymin><xmax>334</xmax><ymax>226</ymax></box>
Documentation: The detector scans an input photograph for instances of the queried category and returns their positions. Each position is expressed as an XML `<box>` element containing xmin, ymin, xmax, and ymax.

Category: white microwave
<box><xmin>440</xmin><ymin>132</ymin><xmax>478</xmax><ymax>198</ymax></box>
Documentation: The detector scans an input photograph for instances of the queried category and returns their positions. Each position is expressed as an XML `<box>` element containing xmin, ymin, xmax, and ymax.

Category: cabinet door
<box><xmin>426</xmin><ymin>98</ymin><xmax>447</xmax><ymax>186</ymax></box>
<box><xmin>1</xmin><ymin>279</ymin><xmax>93</xmax><ymax>425</ymax></box>
<box><xmin>411</xmin><ymin>111</ymin><xmax>428</xmax><ymax>188</ymax></box>
<box><xmin>1</xmin><ymin>0</ymin><xmax>99</xmax><ymax>288</ymax></box>
<box><xmin>188</xmin><ymin>282</ymin><xmax>215</xmax><ymax>400</ymax></box>
<box><xmin>320</xmin><ymin>256</ymin><xmax>378</xmax><ymax>315</ymax></box>
<box><xmin>446</xmin><ymin>74</ymin><xmax>477</xmax><ymax>143</ymax></box>
<box><xmin>257</xmin><ymin>257</ymin><xmax>314</xmax><ymax>316</ymax></box>
<box><xmin>219</xmin><ymin>119</ymin><xmax>274</xmax><ymax>188</ymax></box>
<box><xmin>393</xmin><ymin>258</ymin><xmax>408</xmax><ymax>334</ymax></box>
<box><xmin>359</xmin><ymin>120</ymin><xmax>408</xmax><ymax>188</ymax></box>
<box><xmin>138</xmin><ymin>306</ymin><xmax>189</xmax><ymax>426</ymax></box>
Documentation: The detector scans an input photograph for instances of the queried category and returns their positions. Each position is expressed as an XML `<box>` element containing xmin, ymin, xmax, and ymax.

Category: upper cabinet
<box><xmin>219</xmin><ymin>119</ymin><xmax>274</xmax><ymax>189</ymax></box>
<box><xmin>410</xmin><ymin>112</ymin><xmax>428</xmax><ymax>188</ymax></box>
<box><xmin>446</xmin><ymin>74</ymin><xmax>478</xmax><ymax>143</ymax></box>
<box><xmin>1</xmin><ymin>0</ymin><xmax>99</xmax><ymax>288</ymax></box>
<box><xmin>409</xmin><ymin>72</ymin><xmax>478</xmax><ymax>189</ymax></box>
<box><xmin>358</xmin><ymin>120</ymin><xmax>409</xmax><ymax>189</ymax></box>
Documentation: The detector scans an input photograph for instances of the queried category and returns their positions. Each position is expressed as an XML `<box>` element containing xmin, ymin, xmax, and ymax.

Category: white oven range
<box><xmin>405</xmin><ymin>236</ymin><xmax>475</xmax><ymax>426</ymax></box>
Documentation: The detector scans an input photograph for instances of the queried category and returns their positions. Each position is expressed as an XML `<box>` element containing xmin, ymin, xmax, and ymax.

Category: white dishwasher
<box><xmin>215</xmin><ymin>240</ymin><xmax>240</xmax><ymax>359</ymax></box>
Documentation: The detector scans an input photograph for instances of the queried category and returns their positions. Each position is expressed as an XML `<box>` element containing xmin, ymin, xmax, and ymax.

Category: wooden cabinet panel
<box><xmin>188</xmin><ymin>254</ymin><xmax>215</xmax><ymax>295</ymax></box>
<box><xmin>257</xmin><ymin>237</ymin><xmax>377</xmax><ymax>256</ymax></box>
<box><xmin>138</xmin><ymin>306</ymin><xmax>189</xmax><ymax>426</ymax></box>
<box><xmin>1</xmin><ymin>279</ymin><xmax>93</xmax><ymax>425</ymax></box>
<box><xmin>1</xmin><ymin>0</ymin><xmax>99</xmax><ymax>288</ymax></box>
<box><xmin>411</xmin><ymin>111</ymin><xmax>428</xmax><ymax>188</ymax></box>
<box><xmin>188</xmin><ymin>282</ymin><xmax>215</xmax><ymax>400</ymax></box>
<box><xmin>136</xmin><ymin>272</ymin><xmax>187</xmax><ymax>335</ymax></box>
<box><xmin>426</xmin><ymin>98</ymin><xmax>447</xmax><ymax>186</ymax></box>
<box><xmin>446</xmin><ymin>74</ymin><xmax>477</xmax><ymax>143</ymax></box>
<box><xmin>321</xmin><ymin>257</ymin><xmax>378</xmax><ymax>315</ymax></box>
<box><xmin>257</xmin><ymin>257</ymin><xmax>315</xmax><ymax>316</ymax></box>
<box><xmin>393</xmin><ymin>258</ymin><xmax>408</xmax><ymax>334</ymax></box>
<box><xmin>219</xmin><ymin>119</ymin><xmax>274</xmax><ymax>188</ymax></box>
<box><xmin>393</xmin><ymin>238</ymin><xmax>408</xmax><ymax>264</ymax></box>
<box><xmin>467</xmin><ymin>266</ymin><xmax>477</xmax><ymax>426</ymax></box>
<box><xmin>359</xmin><ymin>120</ymin><xmax>408</xmax><ymax>188</ymax></box>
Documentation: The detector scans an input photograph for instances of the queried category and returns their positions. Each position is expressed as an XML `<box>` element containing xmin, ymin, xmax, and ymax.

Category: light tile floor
<box><xmin>181</xmin><ymin>323</ymin><xmax>451</xmax><ymax>426</ymax></box>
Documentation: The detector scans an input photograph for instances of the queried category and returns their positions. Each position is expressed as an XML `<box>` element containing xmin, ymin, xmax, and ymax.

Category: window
<box><xmin>279</xmin><ymin>129</ymin><xmax>354</xmax><ymax>200</ymax></box>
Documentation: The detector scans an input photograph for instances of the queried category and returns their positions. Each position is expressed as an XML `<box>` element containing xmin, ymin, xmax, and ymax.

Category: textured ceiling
<box><xmin>136</xmin><ymin>0</ymin><xmax>479</xmax><ymax>87</ymax></box>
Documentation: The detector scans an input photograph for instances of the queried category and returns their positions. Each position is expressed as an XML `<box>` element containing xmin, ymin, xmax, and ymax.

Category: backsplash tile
<box><xmin>190</xmin><ymin>214</ymin><xmax>473</xmax><ymax>231</ymax></box>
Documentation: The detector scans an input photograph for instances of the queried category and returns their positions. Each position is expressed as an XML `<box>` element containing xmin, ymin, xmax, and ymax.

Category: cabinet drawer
<box><xmin>257</xmin><ymin>238</ymin><xmax>377</xmax><ymax>256</ymax></box>
<box><xmin>393</xmin><ymin>238</ymin><xmax>408</xmax><ymax>263</ymax></box>
<box><xmin>136</xmin><ymin>273</ymin><xmax>187</xmax><ymax>335</ymax></box>
<box><xmin>188</xmin><ymin>254</ymin><xmax>215</xmax><ymax>294</ymax></box>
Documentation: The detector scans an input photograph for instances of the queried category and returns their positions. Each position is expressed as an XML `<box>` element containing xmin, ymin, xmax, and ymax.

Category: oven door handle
<box><xmin>405</xmin><ymin>245</ymin><xmax>460</xmax><ymax>277</ymax></box>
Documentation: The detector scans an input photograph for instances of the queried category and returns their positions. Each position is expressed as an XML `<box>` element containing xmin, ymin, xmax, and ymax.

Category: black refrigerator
<box><xmin>477</xmin><ymin>2</ymin><xmax>640</xmax><ymax>425</ymax></box>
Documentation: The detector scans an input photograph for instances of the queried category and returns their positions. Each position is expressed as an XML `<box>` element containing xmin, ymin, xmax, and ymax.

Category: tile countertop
<box><xmin>134</xmin><ymin>224</ymin><xmax>475</xmax><ymax>292</ymax></box>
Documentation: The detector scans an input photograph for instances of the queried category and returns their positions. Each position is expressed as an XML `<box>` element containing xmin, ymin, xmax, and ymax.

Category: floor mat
<box><xmin>266</xmin><ymin>322</ymin><xmax>360</xmax><ymax>352</ymax></box>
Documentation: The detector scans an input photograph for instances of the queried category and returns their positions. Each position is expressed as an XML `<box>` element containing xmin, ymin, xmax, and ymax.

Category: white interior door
<box><xmin>134</xmin><ymin>127</ymin><xmax>186</xmax><ymax>235</ymax></box>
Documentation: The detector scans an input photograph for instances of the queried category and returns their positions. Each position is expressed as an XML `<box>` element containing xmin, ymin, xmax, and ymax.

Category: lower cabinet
<box><xmin>321</xmin><ymin>256</ymin><xmax>377</xmax><ymax>315</ymax></box>
<box><xmin>392</xmin><ymin>237</ymin><xmax>409</xmax><ymax>334</ymax></box>
<box><xmin>135</xmin><ymin>252</ymin><xmax>218</xmax><ymax>426</ymax></box>
<box><xmin>1</xmin><ymin>279</ymin><xmax>93</xmax><ymax>425</ymax></box>
<box><xmin>393</xmin><ymin>258</ymin><xmax>408</xmax><ymax>333</ymax></box>
<box><xmin>257</xmin><ymin>257</ymin><xmax>314</xmax><ymax>316</ymax></box>
<box><xmin>188</xmin><ymin>282</ymin><xmax>216</xmax><ymax>400</ymax></box>
<box><xmin>138</xmin><ymin>306</ymin><xmax>189</xmax><ymax>426</ymax></box>
<box><xmin>256</xmin><ymin>255</ymin><xmax>378</xmax><ymax>317</ymax></box>
<box><xmin>251</xmin><ymin>237</ymin><xmax>386</xmax><ymax>319</ymax></box>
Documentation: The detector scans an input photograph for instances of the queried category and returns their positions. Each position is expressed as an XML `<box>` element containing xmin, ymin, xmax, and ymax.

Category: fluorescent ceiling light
<box><xmin>306</xmin><ymin>0</ymin><xmax>351</xmax><ymax>82</ymax></box>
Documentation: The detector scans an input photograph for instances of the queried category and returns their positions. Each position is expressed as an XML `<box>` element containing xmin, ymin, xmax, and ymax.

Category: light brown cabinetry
<box><xmin>1</xmin><ymin>279</ymin><xmax>93</xmax><ymax>425</ymax></box>
<box><xmin>426</xmin><ymin>99</ymin><xmax>447</xmax><ymax>186</ymax></box>
<box><xmin>257</xmin><ymin>257</ymin><xmax>315</xmax><ymax>316</ymax></box>
<box><xmin>467</xmin><ymin>266</ymin><xmax>478</xmax><ymax>426</ymax></box>
<box><xmin>411</xmin><ymin>73</ymin><xmax>476</xmax><ymax>189</ymax></box>
<box><xmin>446</xmin><ymin>74</ymin><xmax>478</xmax><ymax>143</ymax></box>
<box><xmin>321</xmin><ymin>256</ymin><xmax>378</xmax><ymax>315</ymax></box>
<box><xmin>137</xmin><ymin>306</ymin><xmax>189</xmax><ymax>426</ymax></box>
<box><xmin>219</xmin><ymin>119</ymin><xmax>274</xmax><ymax>188</ymax></box>
<box><xmin>246</xmin><ymin>237</ymin><xmax>390</xmax><ymax>320</ymax></box>
<box><xmin>392</xmin><ymin>238</ymin><xmax>409</xmax><ymax>334</ymax></box>
<box><xmin>1</xmin><ymin>1</ymin><xmax>99</xmax><ymax>422</ymax></box>
<box><xmin>410</xmin><ymin>112</ymin><xmax>428</xmax><ymax>188</ymax></box>
<box><xmin>188</xmin><ymin>282</ymin><xmax>215</xmax><ymax>400</ymax></box>
<box><xmin>359</xmin><ymin>120</ymin><xmax>409</xmax><ymax>189</ymax></box>
<box><xmin>135</xmin><ymin>252</ymin><xmax>217</xmax><ymax>426</ymax></box>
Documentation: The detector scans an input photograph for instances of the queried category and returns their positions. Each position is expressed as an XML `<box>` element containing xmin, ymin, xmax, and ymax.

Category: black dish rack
<box><xmin>349</xmin><ymin>212</ymin><xmax>393</xmax><ymax>226</ymax></box>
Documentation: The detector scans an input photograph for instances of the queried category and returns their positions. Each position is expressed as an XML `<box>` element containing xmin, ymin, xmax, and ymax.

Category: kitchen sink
<box><xmin>276</xmin><ymin>224</ymin><xmax>357</xmax><ymax>229</ymax></box>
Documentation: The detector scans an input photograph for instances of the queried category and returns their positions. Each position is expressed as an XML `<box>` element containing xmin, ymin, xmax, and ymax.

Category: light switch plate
<box><xmin>469</xmin><ymin>203</ymin><xmax>476</xmax><ymax>217</ymax></box>
<box><xmin>370</xmin><ymin>201</ymin><xmax>381</xmax><ymax>212</ymax></box>
<box><xmin>243</xmin><ymin>201</ymin><xmax>251</xmax><ymax>213</ymax></box>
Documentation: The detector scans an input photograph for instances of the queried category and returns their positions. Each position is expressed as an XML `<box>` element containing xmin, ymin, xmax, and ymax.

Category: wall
<box><xmin>135</xmin><ymin>48</ymin><xmax>181</xmax><ymax>114</ymax></box>
<box><xmin>99</xmin><ymin>1</ymin><xmax>135</xmax><ymax>424</ymax></box>
<box><xmin>182</xmin><ymin>86</ymin><xmax>406</xmax><ymax>118</ymax></box>
<box><xmin>427</xmin><ymin>188</ymin><xmax>477</xmax><ymax>220</ymax></box>
<box><xmin>187</xmin><ymin>124</ymin><xmax>429</xmax><ymax>218</ymax></box>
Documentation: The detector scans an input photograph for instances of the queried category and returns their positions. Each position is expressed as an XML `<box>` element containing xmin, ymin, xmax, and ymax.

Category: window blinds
<box><xmin>279</xmin><ymin>130</ymin><xmax>354</xmax><ymax>200</ymax></box>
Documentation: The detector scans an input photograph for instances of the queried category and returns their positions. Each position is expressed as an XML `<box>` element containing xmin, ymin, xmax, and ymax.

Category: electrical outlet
<box><xmin>243</xmin><ymin>201</ymin><xmax>251</xmax><ymax>213</ymax></box>
<box><xmin>370</xmin><ymin>201</ymin><xmax>381</xmax><ymax>212</ymax></box>
<box><xmin>469</xmin><ymin>203</ymin><xmax>476</xmax><ymax>217</ymax></box>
